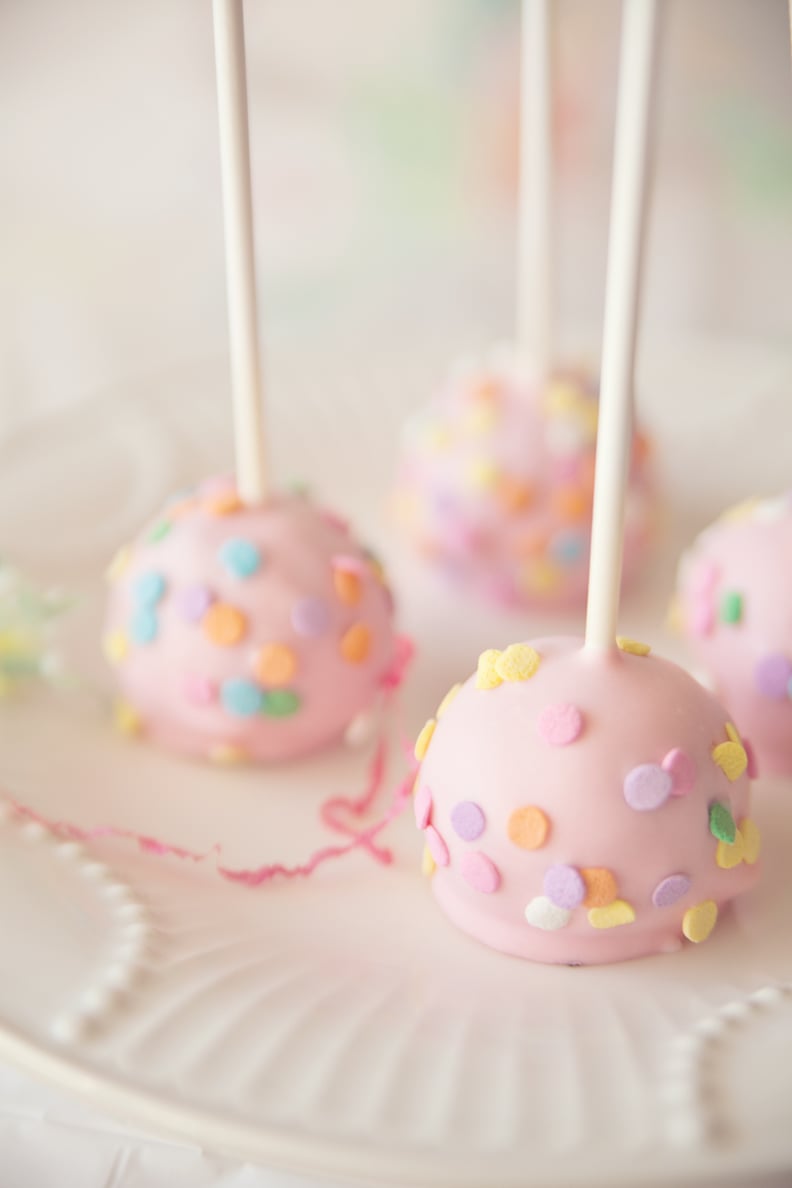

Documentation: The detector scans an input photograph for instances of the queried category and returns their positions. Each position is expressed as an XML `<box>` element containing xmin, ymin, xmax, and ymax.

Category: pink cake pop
<box><xmin>674</xmin><ymin>493</ymin><xmax>792</xmax><ymax>776</ymax></box>
<box><xmin>393</xmin><ymin>350</ymin><xmax>653</xmax><ymax>608</ymax></box>
<box><xmin>412</xmin><ymin>0</ymin><xmax>759</xmax><ymax>963</ymax></box>
<box><xmin>104</xmin><ymin>480</ymin><xmax>396</xmax><ymax>763</ymax></box>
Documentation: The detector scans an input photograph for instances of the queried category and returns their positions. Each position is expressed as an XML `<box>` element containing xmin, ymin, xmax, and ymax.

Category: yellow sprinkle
<box><xmin>712</xmin><ymin>724</ymin><xmax>748</xmax><ymax>782</ymax></box>
<box><xmin>587</xmin><ymin>899</ymin><xmax>636</xmax><ymax>930</ymax></box>
<box><xmin>494</xmin><ymin>643</ymin><xmax>541</xmax><ymax>683</ymax></box>
<box><xmin>543</xmin><ymin>382</ymin><xmax>582</xmax><ymax>417</ymax></box>
<box><xmin>720</xmin><ymin>497</ymin><xmax>759</xmax><ymax>524</ymax></box>
<box><xmin>436</xmin><ymin>683</ymin><xmax>461</xmax><ymax>719</ymax></box>
<box><xmin>682</xmin><ymin>900</ymin><xmax>718</xmax><ymax>944</ymax></box>
<box><xmin>424</xmin><ymin>425</ymin><xmax>452</xmax><ymax>453</ymax></box>
<box><xmin>616</xmin><ymin>637</ymin><xmax>651</xmax><ymax>657</ymax></box>
<box><xmin>412</xmin><ymin>772</ymin><xmax>422</xmax><ymax>796</ymax></box>
<box><xmin>209</xmin><ymin>744</ymin><xmax>248</xmax><ymax>766</ymax></box>
<box><xmin>740</xmin><ymin>818</ymin><xmax>762</xmax><ymax>865</ymax></box>
<box><xmin>113</xmin><ymin>700</ymin><xmax>141</xmax><ymax>737</ymax></box>
<box><xmin>105</xmin><ymin>546</ymin><xmax>132</xmax><ymax>584</ymax></box>
<box><xmin>476</xmin><ymin>649</ymin><xmax>503</xmax><ymax>690</ymax></box>
<box><xmin>465</xmin><ymin>459</ymin><xmax>500</xmax><ymax>491</ymax></box>
<box><xmin>462</xmin><ymin>402</ymin><xmax>498</xmax><ymax>434</ymax></box>
<box><xmin>666</xmin><ymin>595</ymin><xmax>684</xmax><ymax>635</ymax></box>
<box><xmin>521</xmin><ymin>559</ymin><xmax>562</xmax><ymax>595</ymax></box>
<box><xmin>421</xmin><ymin>844</ymin><xmax>436</xmax><ymax>877</ymax></box>
<box><xmin>102</xmin><ymin>631</ymin><xmax>129</xmax><ymax>665</ymax></box>
<box><xmin>716</xmin><ymin>828</ymin><xmax>746</xmax><ymax>869</ymax></box>
<box><xmin>414</xmin><ymin>718</ymin><xmax>436</xmax><ymax>761</ymax></box>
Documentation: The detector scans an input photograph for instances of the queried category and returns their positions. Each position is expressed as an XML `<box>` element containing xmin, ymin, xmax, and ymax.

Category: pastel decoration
<box><xmin>739</xmin><ymin>818</ymin><xmax>762</xmax><ymax>865</ymax></box>
<box><xmin>662</xmin><ymin>748</ymin><xmax>696</xmax><ymax>797</ymax></box>
<box><xmin>219</xmin><ymin>538</ymin><xmax>262</xmax><ymax>578</ymax></box>
<box><xmin>134</xmin><ymin>571</ymin><xmax>166</xmax><ymax>606</ymax></box>
<box><xmin>581</xmin><ymin>868</ymin><xmax>618</xmax><ymax>909</ymax></box>
<box><xmin>340</xmin><ymin>623</ymin><xmax>372</xmax><ymax>664</ymax></box>
<box><xmin>460</xmin><ymin>852</ymin><xmax>501</xmax><ymax>894</ymax></box>
<box><xmin>543</xmin><ymin>864</ymin><xmax>585</xmax><ymax>910</ymax></box>
<box><xmin>425</xmin><ymin>825</ymin><xmax>450</xmax><ymax>868</ymax></box>
<box><xmin>709</xmin><ymin>802</ymin><xmax>736</xmax><ymax>845</ymax></box>
<box><xmin>537</xmin><ymin>702</ymin><xmax>583</xmax><ymax>746</ymax></box>
<box><xmin>414</xmin><ymin>719</ymin><xmax>436</xmax><ymax>762</ymax></box>
<box><xmin>616</xmin><ymin>637</ymin><xmax>651</xmax><ymax>656</ymax></box>
<box><xmin>524</xmin><ymin>896</ymin><xmax>571</xmax><ymax>931</ymax></box>
<box><xmin>587</xmin><ymin>900</ymin><xmax>635</xmax><ymax>929</ymax></box>
<box><xmin>291</xmin><ymin>597</ymin><xmax>330</xmax><ymax>637</ymax></box>
<box><xmin>652</xmin><ymin>874</ymin><xmax>690</xmax><ymax>908</ymax></box>
<box><xmin>414</xmin><ymin>784</ymin><xmax>432</xmax><ymax>830</ymax></box>
<box><xmin>476</xmin><ymin>649</ymin><xmax>503</xmax><ymax>690</ymax></box>
<box><xmin>712</xmin><ymin>723</ymin><xmax>748</xmax><ymax>782</ymax></box>
<box><xmin>623</xmin><ymin>764</ymin><xmax>673</xmax><ymax>812</ymax></box>
<box><xmin>253</xmin><ymin>643</ymin><xmax>297</xmax><ymax>686</ymax></box>
<box><xmin>422</xmin><ymin>845</ymin><xmax>436</xmax><ymax>877</ymax></box>
<box><xmin>262</xmin><ymin>689</ymin><xmax>301</xmax><ymax>717</ymax></box>
<box><xmin>131</xmin><ymin>609</ymin><xmax>158</xmax><ymax>645</ymax></box>
<box><xmin>103</xmin><ymin>631</ymin><xmax>128</xmax><ymax>665</ymax></box>
<box><xmin>450</xmin><ymin>801</ymin><xmax>486</xmax><ymax>842</ymax></box>
<box><xmin>176</xmin><ymin>585</ymin><xmax>214</xmax><ymax>623</ymax></box>
<box><xmin>507</xmin><ymin>805</ymin><xmax>550</xmax><ymax>851</ymax></box>
<box><xmin>204</xmin><ymin>603</ymin><xmax>247</xmax><ymax>647</ymax></box>
<box><xmin>682</xmin><ymin>900</ymin><xmax>718</xmax><ymax>943</ymax></box>
<box><xmin>183</xmin><ymin>674</ymin><xmax>215</xmax><ymax>706</ymax></box>
<box><xmin>716</xmin><ymin>831</ymin><xmax>746</xmax><ymax>870</ymax></box>
<box><xmin>494</xmin><ymin>643</ymin><xmax>541</xmax><ymax>682</ymax></box>
<box><xmin>436</xmin><ymin>683</ymin><xmax>461</xmax><ymax>719</ymax></box>
<box><xmin>221</xmin><ymin>678</ymin><xmax>264</xmax><ymax>717</ymax></box>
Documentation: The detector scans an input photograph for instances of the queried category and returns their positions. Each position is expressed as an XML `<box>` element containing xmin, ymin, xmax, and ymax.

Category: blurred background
<box><xmin>1</xmin><ymin>0</ymin><xmax>790</xmax><ymax>427</ymax></box>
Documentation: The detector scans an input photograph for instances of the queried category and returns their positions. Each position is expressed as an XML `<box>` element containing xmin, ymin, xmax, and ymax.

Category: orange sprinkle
<box><xmin>253</xmin><ymin>642</ymin><xmax>297</xmax><ymax>686</ymax></box>
<box><xmin>334</xmin><ymin>569</ymin><xmax>362</xmax><ymax>606</ymax></box>
<box><xmin>340</xmin><ymin>623</ymin><xmax>371</xmax><ymax>664</ymax></box>
<box><xmin>473</xmin><ymin>378</ymin><xmax>499</xmax><ymax>403</ymax></box>
<box><xmin>552</xmin><ymin>486</ymin><xmax>590</xmax><ymax>522</ymax></box>
<box><xmin>203</xmin><ymin>603</ymin><xmax>247</xmax><ymax>646</ymax></box>
<box><xmin>516</xmin><ymin>528</ymin><xmax>550</xmax><ymax>559</ymax></box>
<box><xmin>581</xmin><ymin>867</ymin><xmax>618</xmax><ymax>908</ymax></box>
<box><xmin>206</xmin><ymin>492</ymin><xmax>243</xmax><ymax>517</ymax></box>
<box><xmin>507</xmin><ymin>806</ymin><xmax>550</xmax><ymax>851</ymax></box>
<box><xmin>495</xmin><ymin>475</ymin><xmax>534</xmax><ymax>514</ymax></box>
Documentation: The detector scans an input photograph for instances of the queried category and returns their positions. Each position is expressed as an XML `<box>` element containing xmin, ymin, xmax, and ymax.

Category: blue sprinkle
<box><xmin>550</xmin><ymin>532</ymin><xmax>586</xmax><ymax>566</ymax></box>
<box><xmin>219</xmin><ymin>538</ymin><xmax>262</xmax><ymax>579</ymax></box>
<box><xmin>221</xmin><ymin>678</ymin><xmax>264</xmax><ymax>717</ymax></box>
<box><xmin>131</xmin><ymin>608</ymin><xmax>158</xmax><ymax>644</ymax></box>
<box><xmin>134</xmin><ymin>571</ymin><xmax>167</xmax><ymax>606</ymax></box>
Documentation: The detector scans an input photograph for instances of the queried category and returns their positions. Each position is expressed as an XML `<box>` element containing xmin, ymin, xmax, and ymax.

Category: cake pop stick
<box><xmin>517</xmin><ymin>0</ymin><xmax>553</xmax><ymax>382</ymax></box>
<box><xmin>585</xmin><ymin>0</ymin><xmax>658</xmax><ymax>651</ymax></box>
<box><xmin>213</xmin><ymin>0</ymin><xmax>268</xmax><ymax>505</ymax></box>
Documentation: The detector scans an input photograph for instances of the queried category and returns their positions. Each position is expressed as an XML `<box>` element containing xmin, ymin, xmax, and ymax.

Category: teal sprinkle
<box><xmin>709</xmin><ymin>802</ymin><xmax>736</xmax><ymax>845</ymax></box>
<box><xmin>720</xmin><ymin>591</ymin><xmax>743</xmax><ymax>625</ymax></box>
<box><xmin>262</xmin><ymin>689</ymin><xmax>301</xmax><ymax>718</ymax></box>
<box><xmin>148</xmin><ymin>521</ymin><xmax>172</xmax><ymax>544</ymax></box>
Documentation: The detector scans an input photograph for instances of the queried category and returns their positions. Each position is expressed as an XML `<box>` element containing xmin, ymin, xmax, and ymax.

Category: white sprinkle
<box><xmin>50</xmin><ymin>1014</ymin><xmax>85</xmax><ymax>1045</ymax></box>
<box><xmin>81</xmin><ymin>862</ymin><xmax>110</xmax><ymax>882</ymax></box>
<box><xmin>20</xmin><ymin>821</ymin><xmax>46</xmax><ymax>842</ymax></box>
<box><xmin>56</xmin><ymin>841</ymin><xmax>85</xmax><ymax>861</ymax></box>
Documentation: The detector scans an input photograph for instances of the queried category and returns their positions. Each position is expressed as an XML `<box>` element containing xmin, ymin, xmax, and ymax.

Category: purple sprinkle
<box><xmin>176</xmin><ymin>584</ymin><xmax>214</xmax><ymax>624</ymax></box>
<box><xmin>652</xmin><ymin>874</ymin><xmax>691</xmax><ymax>909</ymax></box>
<box><xmin>754</xmin><ymin>653</ymin><xmax>792</xmax><ymax>700</ymax></box>
<box><xmin>450</xmin><ymin>801</ymin><xmax>485</xmax><ymax>841</ymax></box>
<box><xmin>543</xmin><ymin>864</ymin><xmax>585</xmax><ymax>910</ymax></box>
<box><xmin>291</xmin><ymin>597</ymin><xmax>331</xmax><ymax>637</ymax></box>
<box><xmin>624</xmin><ymin>764</ymin><xmax>673</xmax><ymax>812</ymax></box>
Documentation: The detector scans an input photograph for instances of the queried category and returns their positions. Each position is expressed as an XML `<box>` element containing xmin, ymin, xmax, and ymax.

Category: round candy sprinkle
<box><xmin>175</xmin><ymin>584</ymin><xmax>214</xmax><ymax>624</ymax></box>
<box><xmin>253</xmin><ymin>643</ymin><xmax>297</xmax><ymax>686</ymax></box>
<box><xmin>652</xmin><ymin>874</ymin><xmax>691</xmax><ymax>909</ymax></box>
<box><xmin>709</xmin><ymin>801</ymin><xmax>736</xmax><ymax>844</ymax></box>
<box><xmin>507</xmin><ymin>806</ymin><xmax>550</xmax><ymax>851</ymax></box>
<box><xmin>221</xmin><ymin>679</ymin><xmax>264</xmax><ymax>717</ymax></box>
<box><xmin>130</xmin><ymin>609</ymin><xmax>158</xmax><ymax>645</ymax></box>
<box><xmin>147</xmin><ymin>520</ymin><xmax>172</xmax><ymax>544</ymax></box>
<box><xmin>616</xmin><ymin>637</ymin><xmax>651</xmax><ymax>656</ymax></box>
<box><xmin>414</xmin><ymin>719</ymin><xmax>436</xmax><ymax>761</ymax></box>
<box><xmin>436</xmin><ymin>683</ymin><xmax>461</xmax><ymax>719</ymax></box>
<box><xmin>623</xmin><ymin>764</ymin><xmax>673</xmax><ymax>812</ymax></box>
<box><xmin>208</xmin><ymin>744</ymin><xmax>247</xmax><ymax>765</ymax></box>
<box><xmin>460</xmin><ymin>852</ymin><xmax>501</xmax><ymax>894</ymax></box>
<box><xmin>543</xmin><ymin>864</ymin><xmax>585</xmax><ymax>910</ymax></box>
<box><xmin>105</xmin><ymin>546</ymin><xmax>131</xmax><ymax>583</ymax></box>
<box><xmin>113</xmin><ymin>700</ymin><xmax>141</xmax><ymax>737</ymax></box>
<box><xmin>425</xmin><ymin>825</ymin><xmax>450</xmax><ymax>867</ymax></box>
<box><xmin>450</xmin><ymin>801</ymin><xmax>485</xmax><ymax>842</ymax></box>
<box><xmin>340</xmin><ymin>623</ymin><xmax>372</xmax><ymax>664</ymax></box>
<box><xmin>219</xmin><ymin>538</ymin><xmax>262</xmax><ymax>579</ymax></box>
<box><xmin>587</xmin><ymin>899</ymin><xmax>635</xmax><ymax>929</ymax></box>
<box><xmin>334</xmin><ymin>569</ymin><xmax>362</xmax><ymax>606</ymax></box>
<box><xmin>102</xmin><ymin>631</ymin><xmax>128</xmax><ymax>665</ymax></box>
<box><xmin>183</xmin><ymin>674</ymin><xmax>215</xmax><ymax>706</ymax></box>
<box><xmin>581</xmin><ymin>867</ymin><xmax>618</xmax><ymax>908</ymax></box>
<box><xmin>524</xmin><ymin>896</ymin><xmax>570</xmax><ymax>931</ymax></box>
<box><xmin>262</xmin><ymin>689</ymin><xmax>301</xmax><ymax>717</ymax></box>
<box><xmin>682</xmin><ymin>900</ymin><xmax>718</xmax><ymax>943</ymax></box>
<box><xmin>719</xmin><ymin>591</ymin><xmax>743</xmax><ymax>625</ymax></box>
<box><xmin>203</xmin><ymin>603</ymin><xmax>247</xmax><ymax>647</ymax></box>
<box><xmin>537</xmin><ymin>702</ymin><xmax>583</xmax><ymax>747</ymax></box>
<box><xmin>740</xmin><ymin>817</ymin><xmax>762</xmax><ymax>865</ymax></box>
<box><xmin>716</xmin><ymin>830</ymin><xmax>745</xmax><ymax>869</ymax></box>
<box><xmin>494</xmin><ymin>643</ymin><xmax>541</xmax><ymax>683</ymax></box>
<box><xmin>476</xmin><ymin>649</ymin><xmax>503</xmax><ymax>690</ymax></box>
<box><xmin>206</xmin><ymin>491</ymin><xmax>243</xmax><ymax>517</ymax></box>
<box><xmin>711</xmin><ymin>726</ymin><xmax>748</xmax><ymax>782</ymax></box>
<box><xmin>662</xmin><ymin>748</ymin><xmax>697</xmax><ymax>797</ymax></box>
<box><xmin>134</xmin><ymin>571</ymin><xmax>166</xmax><ymax>606</ymax></box>
<box><xmin>421</xmin><ymin>845</ymin><xmax>436</xmax><ymax>877</ymax></box>
<box><xmin>754</xmin><ymin>653</ymin><xmax>792</xmax><ymax>700</ymax></box>
<box><xmin>414</xmin><ymin>784</ymin><xmax>432</xmax><ymax>830</ymax></box>
<box><xmin>291</xmin><ymin>597</ymin><xmax>330</xmax><ymax>637</ymax></box>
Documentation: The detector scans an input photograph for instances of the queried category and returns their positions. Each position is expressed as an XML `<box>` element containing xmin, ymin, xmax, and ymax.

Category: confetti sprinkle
<box><xmin>662</xmin><ymin>748</ymin><xmax>697</xmax><ymax>797</ymax></box>
<box><xmin>263</xmin><ymin>689</ymin><xmax>301</xmax><ymax>717</ymax></box>
<box><xmin>581</xmin><ymin>867</ymin><xmax>618</xmax><ymax>908</ymax></box>
<box><xmin>102</xmin><ymin>631</ymin><xmax>128</xmax><ymax>665</ymax></box>
<box><xmin>113</xmin><ymin>700</ymin><xmax>141</xmax><ymax>736</ymax></box>
<box><xmin>175</xmin><ymin>584</ymin><xmax>214</xmax><ymax>623</ymax></box>
<box><xmin>475</xmin><ymin>649</ymin><xmax>503</xmax><ymax>690</ymax></box>
<box><xmin>436</xmin><ymin>683</ymin><xmax>461</xmax><ymax>719</ymax></box>
<box><xmin>340</xmin><ymin>623</ymin><xmax>371</xmax><ymax>664</ymax></box>
<box><xmin>206</xmin><ymin>492</ymin><xmax>243</xmax><ymax>517</ymax></box>
<box><xmin>450</xmin><ymin>801</ymin><xmax>485</xmax><ymax>841</ymax></box>
<box><xmin>740</xmin><ymin>818</ymin><xmax>762</xmax><ymax>865</ymax></box>
<box><xmin>537</xmin><ymin>702</ymin><xmax>583</xmax><ymax>746</ymax></box>
<box><xmin>624</xmin><ymin>764</ymin><xmax>673</xmax><ymax>812</ymax></box>
<box><xmin>134</xmin><ymin>571</ymin><xmax>166</xmax><ymax>606</ymax></box>
<box><xmin>147</xmin><ymin>520</ymin><xmax>172</xmax><ymax>544</ymax></box>
<box><xmin>219</xmin><ymin>538</ymin><xmax>261</xmax><ymax>579</ymax></box>
<box><xmin>616</xmin><ymin>637</ymin><xmax>651</xmax><ymax>656</ymax></box>
<box><xmin>716</xmin><ymin>830</ymin><xmax>746</xmax><ymax>869</ymax></box>
<box><xmin>105</xmin><ymin>547</ymin><xmax>132</xmax><ymax>583</ymax></box>
<box><xmin>460</xmin><ymin>852</ymin><xmax>501</xmax><ymax>894</ymax></box>
<box><xmin>682</xmin><ymin>900</ymin><xmax>718</xmax><ymax>943</ymax></box>
<box><xmin>209</xmin><ymin>744</ymin><xmax>248</xmax><ymax>765</ymax></box>
<box><xmin>421</xmin><ymin>845</ymin><xmax>436</xmax><ymax>877</ymax></box>
<box><xmin>183</xmin><ymin>673</ymin><xmax>215</xmax><ymax>706</ymax></box>
<box><xmin>425</xmin><ymin>825</ymin><xmax>449</xmax><ymax>867</ymax></box>
<box><xmin>544</xmin><ymin>864</ymin><xmax>585</xmax><ymax>910</ymax></box>
<box><xmin>221</xmin><ymin>678</ymin><xmax>264</xmax><ymax>717</ymax></box>
<box><xmin>712</xmin><ymin>724</ymin><xmax>748</xmax><ymax>782</ymax></box>
<box><xmin>291</xmin><ymin>597</ymin><xmax>330</xmax><ymax>637</ymax></box>
<box><xmin>719</xmin><ymin>591</ymin><xmax>743</xmax><ymax>624</ymax></box>
<box><xmin>253</xmin><ymin>643</ymin><xmax>297</xmax><ymax>686</ymax></box>
<box><xmin>587</xmin><ymin>900</ymin><xmax>635</xmax><ymax>929</ymax></box>
<box><xmin>709</xmin><ymin>802</ymin><xmax>737</xmax><ymax>844</ymax></box>
<box><xmin>414</xmin><ymin>784</ymin><xmax>432</xmax><ymax>830</ymax></box>
<box><xmin>414</xmin><ymin>719</ymin><xmax>436</xmax><ymax>761</ymax></box>
<box><xmin>652</xmin><ymin>874</ymin><xmax>691</xmax><ymax>908</ymax></box>
<box><xmin>130</xmin><ymin>609</ymin><xmax>158</xmax><ymax>645</ymax></box>
<box><xmin>333</xmin><ymin>568</ymin><xmax>362</xmax><ymax>606</ymax></box>
<box><xmin>507</xmin><ymin>806</ymin><xmax>550</xmax><ymax>851</ymax></box>
<box><xmin>204</xmin><ymin>603</ymin><xmax>247</xmax><ymax>647</ymax></box>
<box><xmin>494</xmin><ymin>643</ymin><xmax>540</xmax><ymax>683</ymax></box>
<box><xmin>524</xmin><ymin>896</ymin><xmax>570</xmax><ymax>931</ymax></box>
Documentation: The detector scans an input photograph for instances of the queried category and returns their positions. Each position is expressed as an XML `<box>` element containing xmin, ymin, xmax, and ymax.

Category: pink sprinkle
<box><xmin>460</xmin><ymin>851</ymin><xmax>501</xmax><ymax>894</ymax></box>
<box><xmin>414</xmin><ymin>784</ymin><xmax>432</xmax><ymax>830</ymax></box>
<box><xmin>537</xmin><ymin>703</ymin><xmax>584</xmax><ymax>747</ymax></box>
<box><xmin>184</xmin><ymin>674</ymin><xmax>216</xmax><ymax>706</ymax></box>
<box><xmin>425</xmin><ymin>825</ymin><xmax>450</xmax><ymax>867</ymax></box>
<box><xmin>321</xmin><ymin>509</ymin><xmax>350</xmax><ymax>534</ymax></box>
<box><xmin>332</xmin><ymin>553</ymin><xmax>369</xmax><ymax>576</ymax></box>
<box><xmin>689</xmin><ymin>599</ymin><xmax>714</xmax><ymax>638</ymax></box>
<box><xmin>662</xmin><ymin>748</ymin><xmax>697</xmax><ymax>797</ymax></box>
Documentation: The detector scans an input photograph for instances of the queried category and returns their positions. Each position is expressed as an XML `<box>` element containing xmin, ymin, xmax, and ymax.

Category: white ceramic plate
<box><xmin>1</xmin><ymin>341</ymin><xmax>791</xmax><ymax>1187</ymax></box>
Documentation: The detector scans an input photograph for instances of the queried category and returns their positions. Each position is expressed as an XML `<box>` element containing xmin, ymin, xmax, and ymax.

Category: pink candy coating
<box><xmin>104</xmin><ymin>484</ymin><xmax>396</xmax><ymax>763</ymax></box>
<box><xmin>394</xmin><ymin>356</ymin><xmax>653</xmax><ymax>610</ymax></box>
<box><xmin>676</xmin><ymin>494</ymin><xmax>792</xmax><ymax>776</ymax></box>
<box><xmin>415</xmin><ymin>636</ymin><xmax>757</xmax><ymax>965</ymax></box>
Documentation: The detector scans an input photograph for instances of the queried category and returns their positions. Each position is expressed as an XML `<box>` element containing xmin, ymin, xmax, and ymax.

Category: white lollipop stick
<box><xmin>517</xmin><ymin>0</ymin><xmax>553</xmax><ymax>384</ymax></box>
<box><xmin>213</xmin><ymin>0</ymin><xmax>268</xmax><ymax>505</ymax></box>
<box><xmin>585</xmin><ymin>0</ymin><xmax>658</xmax><ymax>651</ymax></box>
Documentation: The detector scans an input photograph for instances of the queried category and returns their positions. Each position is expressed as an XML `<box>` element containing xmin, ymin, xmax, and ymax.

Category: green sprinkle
<box><xmin>262</xmin><ymin>689</ymin><xmax>301</xmax><ymax>718</ymax></box>
<box><xmin>720</xmin><ymin>591</ymin><xmax>743</xmax><ymax>625</ymax></box>
<box><xmin>709</xmin><ymin>802</ymin><xmax>736</xmax><ymax>844</ymax></box>
<box><xmin>148</xmin><ymin>520</ymin><xmax>172</xmax><ymax>544</ymax></box>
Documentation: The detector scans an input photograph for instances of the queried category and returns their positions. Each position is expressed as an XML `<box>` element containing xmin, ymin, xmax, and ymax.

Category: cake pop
<box><xmin>412</xmin><ymin>0</ymin><xmax>759</xmax><ymax>963</ymax></box>
<box><xmin>103</xmin><ymin>0</ymin><xmax>396</xmax><ymax>763</ymax></box>
<box><xmin>674</xmin><ymin>492</ymin><xmax>792</xmax><ymax>776</ymax></box>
